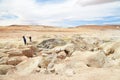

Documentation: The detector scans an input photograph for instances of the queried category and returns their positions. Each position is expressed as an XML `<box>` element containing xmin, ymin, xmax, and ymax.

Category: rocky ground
<box><xmin>0</xmin><ymin>25</ymin><xmax>120</xmax><ymax>80</ymax></box>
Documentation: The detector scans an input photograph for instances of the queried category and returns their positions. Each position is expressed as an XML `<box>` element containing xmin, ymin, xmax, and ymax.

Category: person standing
<box><xmin>23</xmin><ymin>36</ymin><xmax>27</xmax><ymax>45</ymax></box>
<box><xmin>29</xmin><ymin>36</ymin><xmax>32</xmax><ymax>42</ymax></box>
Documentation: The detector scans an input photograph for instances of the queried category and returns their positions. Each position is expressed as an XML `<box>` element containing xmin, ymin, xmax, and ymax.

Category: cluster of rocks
<box><xmin>0</xmin><ymin>36</ymin><xmax>120</xmax><ymax>77</ymax></box>
<box><xmin>0</xmin><ymin>45</ymin><xmax>37</xmax><ymax>75</ymax></box>
<box><xmin>0</xmin><ymin>38</ymin><xmax>75</xmax><ymax>76</ymax></box>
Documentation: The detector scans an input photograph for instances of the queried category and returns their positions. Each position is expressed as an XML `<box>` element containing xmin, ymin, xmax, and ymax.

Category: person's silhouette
<box><xmin>23</xmin><ymin>36</ymin><xmax>27</xmax><ymax>45</ymax></box>
<box><xmin>29</xmin><ymin>36</ymin><xmax>32</xmax><ymax>42</ymax></box>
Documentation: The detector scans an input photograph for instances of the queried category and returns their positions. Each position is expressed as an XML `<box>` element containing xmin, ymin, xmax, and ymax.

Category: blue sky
<box><xmin>0</xmin><ymin>0</ymin><xmax>120</xmax><ymax>27</ymax></box>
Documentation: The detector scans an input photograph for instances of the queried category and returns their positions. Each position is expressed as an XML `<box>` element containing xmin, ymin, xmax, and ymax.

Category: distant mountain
<box><xmin>75</xmin><ymin>25</ymin><xmax>120</xmax><ymax>30</ymax></box>
<box><xmin>9</xmin><ymin>25</ymin><xmax>56</xmax><ymax>28</ymax></box>
<box><xmin>1</xmin><ymin>24</ymin><xmax>120</xmax><ymax>30</ymax></box>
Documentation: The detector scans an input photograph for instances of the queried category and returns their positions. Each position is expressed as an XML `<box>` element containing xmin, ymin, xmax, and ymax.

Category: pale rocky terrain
<box><xmin>0</xmin><ymin>25</ymin><xmax>120</xmax><ymax>80</ymax></box>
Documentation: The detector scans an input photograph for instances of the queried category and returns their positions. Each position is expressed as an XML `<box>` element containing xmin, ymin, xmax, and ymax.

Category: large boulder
<box><xmin>37</xmin><ymin>39</ymin><xmax>66</xmax><ymax>49</ymax></box>
<box><xmin>103</xmin><ymin>58</ymin><xmax>120</xmax><ymax>68</ymax></box>
<box><xmin>52</xmin><ymin>43</ymin><xmax>75</xmax><ymax>57</ymax></box>
<box><xmin>6</xmin><ymin>56</ymin><xmax>28</xmax><ymax>66</ymax></box>
<box><xmin>39</xmin><ymin>54</ymin><xmax>57</xmax><ymax>69</ymax></box>
<box><xmin>0</xmin><ymin>65</ymin><xmax>14</xmax><ymax>75</ymax></box>
<box><xmin>63</xmin><ymin>43</ymin><xmax>75</xmax><ymax>57</ymax></box>
<box><xmin>53</xmin><ymin>63</ymin><xmax>75</xmax><ymax>76</ymax></box>
<box><xmin>108</xmin><ymin>42</ymin><xmax>120</xmax><ymax>59</ymax></box>
<box><xmin>0</xmin><ymin>47</ymin><xmax>36</xmax><ymax>65</ymax></box>
<box><xmin>39</xmin><ymin>43</ymin><xmax>75</xmax><ymax>59</ymax></box>
<box><xmin>71</xmin><ymin>36</ymin><xmax>97</xmax><ymax>51</ymax></box>
<box><xmin>100</xmin><ymin>42</ymin><xmax>120</xmax><ymax>59</ymax></box>
<box><xmin>27</xmin><ymin>45</ymin><xmax>38</xmax><ymax>54</ymax></box>
<box><xmin>22</xmin><ymin>48</ymin><xmax>35</xmax><ymax>57</ymax></box>
<box><xmin>65</xmin><ymin>51</ymin><xmax>88</xmax><ymax>68</ymax></box>
<box><xmin>85</xmin><ymin>51</ymin><xmax>106</xmax><ymax>68</ymax></box>
<box><xmin>71</xmin><ymin>51</ymin><xmax>106</xmax><ymax>68</ymax></box>
<box><xmin>0</xmin><ymin>53</ymin><xmax>8</xmax><ymax>58</ymax></box>
<box><xmin>14</xmin><ymin>56</ymin><xmax>42</xmax><ymax>76</ymax></box>
<box><xmin>99</xmin><ymin>42</ymin><xmax>115</xmax><ymax>56</ymax></box>
<box><xmin>18</xmin><ymin>45</ymin><xmax>38</xmax><ymax>58</ymax></box>
<box><xmin>6</xmin><ymin>49</ymin><xmax>23</xmax><ymax>57</ymax></box>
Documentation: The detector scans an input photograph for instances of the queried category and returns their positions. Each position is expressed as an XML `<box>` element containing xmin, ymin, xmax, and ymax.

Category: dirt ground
<box><xmin>0</xmin><ymin>25</ymin><xmax>120</xmax><ymax>80</ymax></box>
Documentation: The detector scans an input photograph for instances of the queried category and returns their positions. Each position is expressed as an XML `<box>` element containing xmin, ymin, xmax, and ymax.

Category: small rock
<box><xmin>0</xmin><ymin>65</ymin><xmax>14</xmax><ymax>75</ymax></box>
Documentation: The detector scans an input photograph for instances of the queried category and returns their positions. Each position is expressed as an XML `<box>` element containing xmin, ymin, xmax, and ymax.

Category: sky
<box><xmin>0</xmin><ymin>0</ymin><xmax>120</xmax><ymax>27</ymax></box>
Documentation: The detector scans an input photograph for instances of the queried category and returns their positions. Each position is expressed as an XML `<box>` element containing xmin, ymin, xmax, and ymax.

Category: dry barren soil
<box><xmin>0</xmin><ymin>25</ymin><xmax>120</xmax><ymax>80</ymax></box>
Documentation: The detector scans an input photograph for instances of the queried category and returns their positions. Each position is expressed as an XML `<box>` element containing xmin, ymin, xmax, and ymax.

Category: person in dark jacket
<box><xmin>23</xmin><ymin>36</ymin><xmax>27</xmax><ymax>45</ymax></box>
<box><xmin>29</xmin><ymin>36</ymin><xmax>32</xmax><ymax>42</ymax></box>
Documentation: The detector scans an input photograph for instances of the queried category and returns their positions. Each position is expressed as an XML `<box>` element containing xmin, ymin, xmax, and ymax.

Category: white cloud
<box><xmin>0</xmin><ymin>0</ymin><xmax>120</xmax><ymax>26</ymax></box>
<box><xmin>78</xmin><ymin>0</ymin><xmax>120</xmax><ymax>6</ymax></box>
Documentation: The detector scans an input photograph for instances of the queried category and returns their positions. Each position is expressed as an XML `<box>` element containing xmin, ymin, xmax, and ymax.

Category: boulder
<box><xmin>15</xmin><ymin>56</ymin><xmax>42</xmax><ymax>75</ymax></box>
<box><xmin>6</xmin><ymin>56</ymin><xmax>28</xmax><ymax>66</ymax></box>
<box><xmin>39</xmin><ymin>54</ymin><xmax>57</xmax><ymax>68</ymax></box>
<box><xmin>22</xmin><ymin>48</ymin><xmax>34</xmax><ymax>57</ymax></box>
<box><xmin>37</xmin><ymin>38</ymin><xmax>66</xmax><ymax>49</ymax></box>
<box><xmin>52</xmin><ymin>43</ymin><xmax>75</xmax><ymax>57</ymax></box>
<box><xmin>54</xmin><ymin>63</ymin><xmax>66</xmax><ymax>75</ymax></box>
<box><xmin>0</xmin><ymin>53</ymin><xmax>8</xmax><ymax>58</ymax></box>
<box><xmin>38</xmin><ymin>57</ymin><xmax>51</xmax><ymax>68</ymax></box>
<box><xmin>0</xmin><ymin>65</ymin><xmax>14</xmax><ymax>75</ymax></box>
<box><xmin>36</xmin><ymin>52</ymin><xmax>42</xmax><ymax>56</ymax></box>
<box><xmin>103</xmin><ymin>58</ymin><xmax>120</xmax><ymax>68</ymax></box>
<box><xmin>100</xmin><ymin>42</ymin><xmax>120</xmax><ymax>59</ymax></box>
<box><xmin>57</xmin><ymin>51</ymin><xmax>66</xmax><ymax>59</ymax></box>
<box><xmin>0</xmin><ymin>49</ymin><xmax>7</xmax><ymax>53</ymax></box>
<box><xmin>109</xmin><ymin>42</ymin><xmax>120</xmax><ymax>59</ymax></box>
<box><xmin>69</xmin><ymin>51</ymin><xmax>106</xmax><ymax>68</ymax></box>
<box><xmin>63</xmin><ymin>43</ymin><xmax>75</xmax><ymax>57</ymax></box>
<box><xmin>51</xmin><ymin>46</ymin><xmax>65</xmax><ymax>53</ymax></box>
<box><xmin>40</xmin><ymin>68</ymin><xmax>48</xmax><ymax>74</ymax></box>
<box><xmin>65</xmin><ymin>51</ymin><xmax>88</xmax><ymax>68</ymax></box>
<box><xmin>27</xmin><ymin>45</ymin><xmax>38</xmax><ymax>53</ymax></box>
<box><xmin>53</xmin><ymin>63</ymin><xmax>75</xmax><ymax>76</ymax></box>
<box><xmin>0</xmin><ymin>53</ymin><xmax>9</xmax><ymax>65</ymax></box>
<box><xmin>85</xmin><ymin>51</ymin><xmax>106</xmax><ymax>68</ymax></box>
<box><xmin>71</xmin><ymin>36</ymin><xmax>102</xmax><ymax>51</ymax></box>
<box><xmin>0</xmin><ymin>57</ymin><xmax>8</xmax><ymax>65</ymax></box>
<box><xmin>6</xmin><ymin>49</ymin><xmax>23</xmax><ymax>57</ymax></box>
<box><xmin>99</xmin><ymin>42</ymin><xmax>115</xmax><ymax>56</ymax></box>
<box><xmin>39</xmin><ymin>43</ymin><xmax>75</xmax><ymax>60</ymax></box>
<box><xmin>41</xmin><ymin>49</ymin><xmax>53</xmax><ymax>56</ymax></box>
<box><xmin>71</xmin><ymin>37</ymin><xmax>87</xmax><ymax>51</ymax></box>
<box><xmin>82</xmin><ymin>37</ymin><xmax>101</xmax><ymax>46</ymax></box>
<box><xmin>65</xmin><ymin>69</ymin><xmax>75</xmax><ymax>77</ymax></box>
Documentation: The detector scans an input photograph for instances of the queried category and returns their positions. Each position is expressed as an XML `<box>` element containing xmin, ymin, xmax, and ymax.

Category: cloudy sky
<box><xmin>0</xmin><ymin>0</ymin><xmax>120</xmax><ymax>27</ymax></box>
